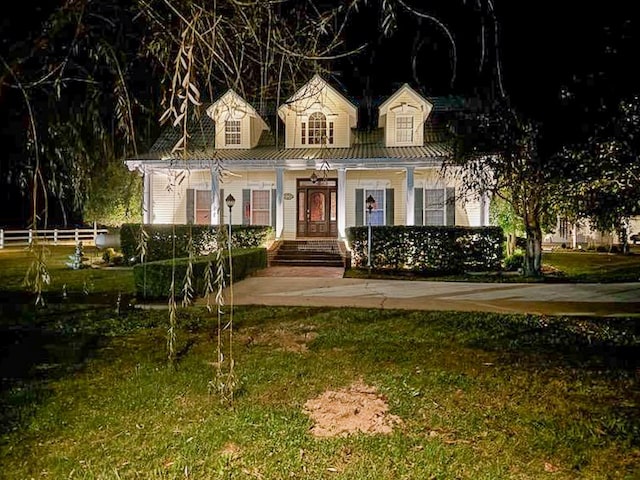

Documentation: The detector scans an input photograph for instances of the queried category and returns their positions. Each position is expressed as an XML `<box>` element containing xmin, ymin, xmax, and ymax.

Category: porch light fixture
<box><xmin>310</xmin><ymin>172</ymin><xmax>318</xmax><ymax>184</ymax></box>
<box><xmin>366</xmin><ymin>194</ymin><xmax>375</xmax><ymax>272</ymax></box>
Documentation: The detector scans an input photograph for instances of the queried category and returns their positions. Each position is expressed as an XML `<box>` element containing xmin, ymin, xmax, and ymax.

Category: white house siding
<box><xmin>345</xmin><ymin>170</ymin><xmax>406</xmax><ymax>228</ymax></box>
<box><xmin>150</xmin><ymin>169</ymin><xmax>215</xmax><ymax>224</ymax></box>
<box><xmin>219</xmin><ymin>171</ymin><xmax>276</xmax><ymax>227</ymax></box>
<box><xmin>150</xmin><ymin>170</ymin><xmax>187</xmax><ymax>224</ymax></box>
<box><xmin>415</xmin><ymin>170</ymin><xmax>474</xmax><ymax>227</ymax></box>
<box><xmin>250</xmin><ymin>117</ymin><xmax>263</xmax><ymax>148</ymax></box>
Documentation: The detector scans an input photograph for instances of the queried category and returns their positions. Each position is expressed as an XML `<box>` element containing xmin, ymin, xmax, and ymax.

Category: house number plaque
<box><xmin>283</xmin><ymin>193</ymin><xmax>294</xmax><ymax>200</ymax></box>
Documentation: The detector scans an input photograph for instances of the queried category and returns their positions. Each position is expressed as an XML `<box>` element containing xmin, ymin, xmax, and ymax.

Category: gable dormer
<box><xmin>378</xmin><ymin>84</ymin><xmax>433</xmax><ymax>147</ymax></box>
<box><xmin>206</xmin><ymin>89</ymin><xmax>269</xmax><ymax>149</ymax></box>
<box><xmin>277</xmin><ymin>75</ymin><xmax>357</xmax><ymax>149</ymax></box>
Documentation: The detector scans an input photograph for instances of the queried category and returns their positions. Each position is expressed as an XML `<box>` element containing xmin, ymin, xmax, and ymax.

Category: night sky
<box><xmin>1</xmin><ymin>1</ymin><xmax>638</xmax><ymax>227</ymax></box>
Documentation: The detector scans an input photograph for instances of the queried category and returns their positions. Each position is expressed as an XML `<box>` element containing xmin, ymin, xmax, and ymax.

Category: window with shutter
<box><xmin>251</xmin><ymin>190</ymin><xmax>270</xmax><ymax>225</ymax></box>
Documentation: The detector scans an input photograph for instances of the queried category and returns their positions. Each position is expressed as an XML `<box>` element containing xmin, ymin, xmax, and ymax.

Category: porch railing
<box><xmin>0</xmin><ymin>227</ymin><xmax>109</xmax><ymax>249</ymax></box>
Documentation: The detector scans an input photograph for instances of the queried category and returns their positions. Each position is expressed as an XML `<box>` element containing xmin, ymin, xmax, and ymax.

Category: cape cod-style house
<box><xmin>124</xmin><ymin>75</ymin><xmax>490</xmax><ymax>242</ymax></box>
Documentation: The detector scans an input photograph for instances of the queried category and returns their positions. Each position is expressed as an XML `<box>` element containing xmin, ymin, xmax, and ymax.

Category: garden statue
<box><xmin>66</xmin><ymin>241</ymin><xmax>87</xmax><ymax>270</ymax></box>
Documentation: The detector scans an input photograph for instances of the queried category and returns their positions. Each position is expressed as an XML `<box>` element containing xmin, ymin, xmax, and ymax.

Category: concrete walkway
<box><xmin>221</xmin><ymin>267</ymin><xmax>640</xmax><ymax>317</ymax></box>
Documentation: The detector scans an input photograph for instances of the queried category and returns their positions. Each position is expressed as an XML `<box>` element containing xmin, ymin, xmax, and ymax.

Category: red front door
<box><xmin>297</xmin><ymin>179</ymin><xmax>337</xmax><ymax>237</ymax></box>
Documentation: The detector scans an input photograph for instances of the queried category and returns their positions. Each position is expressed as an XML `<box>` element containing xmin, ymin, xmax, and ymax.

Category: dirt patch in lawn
<box><xmin>304</xmin><ymin>380</ymin><xmax>403</xmax><ymax>437</ymax></box>
<box><xmin>241</xmin><ymin>324</ymin><xmax>317</xmax><ymax>353</ymax></box>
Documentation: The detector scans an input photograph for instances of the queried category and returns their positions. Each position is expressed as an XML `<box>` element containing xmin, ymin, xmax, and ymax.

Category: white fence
<box><xmin>0</xmin><ymin>227</ymin><xmax>109</xmax><ymax>249</ymax></box>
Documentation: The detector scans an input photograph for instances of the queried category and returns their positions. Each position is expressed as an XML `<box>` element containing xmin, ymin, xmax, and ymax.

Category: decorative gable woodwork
<box><xmin>277</xmin><ymin>75</ymin><xmax>357</xmax><ymax>149</ymax></box>
<box><xmin>378</xmin><ymin>84</ymin><xmax>433</xmax><ymax>147</ymax></box>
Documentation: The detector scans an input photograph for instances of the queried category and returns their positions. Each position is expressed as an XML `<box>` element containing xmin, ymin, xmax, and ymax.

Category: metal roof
<box><xmin>131</xmin><ymin>96</ymin><xmax>462</xmax><ymax>171</ymax></box>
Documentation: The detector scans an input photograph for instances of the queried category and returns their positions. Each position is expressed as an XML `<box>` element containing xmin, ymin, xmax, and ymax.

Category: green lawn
<box><xmin>0</xmin><ymin>246</ymin><xmax>639</xmax><ymax>479</ymax></box>
<box><xmin>542</xmin><ymin>251</ymin><xmax>640</xmax><ymax>282</ymax></box>
<box><xmin>347</xmin><ymin>250</ymin><xmax>640</xmax><ymax>283</ymax></box>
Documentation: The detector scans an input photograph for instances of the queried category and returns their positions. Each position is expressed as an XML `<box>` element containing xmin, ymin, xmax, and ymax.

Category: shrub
<box><xmin>133</xmin><ymin>248</ymin><xmax>267</xmax><ymax>299</ymax></box>
<box><xmin>504</xmin><ymin>251</ymin><xmax>525</xmax><ymax>271</ymax></box>
<box><xmin>596</xmin><ymin>245</ymin><xmax>608</xmax><ymax>253</ymax></box>
<box><xmin>346</xmin><ymin>226</ymin><xmax>503</xmax><ymax>274</ymax></box>
<box><xmin>102</xmin><ymin>247</ymin><xmax>124</xmax><ymax>265</ymax></box>
<box><xmin>120</xmin><ymin>224</ymin><xmax>273</xmax><ymax>264</ymax></box>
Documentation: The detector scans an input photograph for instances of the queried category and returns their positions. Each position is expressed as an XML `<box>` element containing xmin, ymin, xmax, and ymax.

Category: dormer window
<box><xmin>225</xmin><ymin>120</ymin><xmax>241</xmax><ymax>145</ymax></box>
<box><xmin>396</xmin><ymin>116</ymin><xmax>413</xmax><ymax>143</ymax></box>
<box><xmin>301</xmin><ymin>112</ymin><xmax>334</xmax><ymax>145</ymax></box>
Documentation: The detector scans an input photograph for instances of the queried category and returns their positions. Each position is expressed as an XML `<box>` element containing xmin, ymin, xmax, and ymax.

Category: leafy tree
<box><xmin>449</xmin><ymin>100</ymin><xmax>561</xmax><ymax>276</ymax></box>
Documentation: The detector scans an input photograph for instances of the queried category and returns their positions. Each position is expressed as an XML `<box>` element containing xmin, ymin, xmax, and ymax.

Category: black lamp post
<box><xmin>366</xmin><ymin>194</ymin><xmax>375</xmax><ymax>272</ymax></box>
<box><xmin>225</xmin><ymin>194</ymin><xmax>235</xmax><ymax>249</ymax></box>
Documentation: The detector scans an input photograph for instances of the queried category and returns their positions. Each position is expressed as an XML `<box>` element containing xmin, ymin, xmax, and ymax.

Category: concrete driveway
<box><xmin>222</xmin><ymin>267</ymin><xmax>640</xmax><ymax>317</ymax></box>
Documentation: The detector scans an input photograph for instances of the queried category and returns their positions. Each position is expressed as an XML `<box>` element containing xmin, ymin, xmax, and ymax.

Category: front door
<box><xmin>297</xmin><ymin>179</ymin><xmax>337</xmax><ymax>237</ymax></box>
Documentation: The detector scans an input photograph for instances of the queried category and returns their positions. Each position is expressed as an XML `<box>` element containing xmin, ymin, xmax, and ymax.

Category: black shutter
<box><xmin>385</xmin><ymin>188</ymin><xmax>394</xmax><ymax>226</ymax></box>
<box><xmin>186</xmin><ymin>189</ymin><xmax>194</xmax><ymax>224</ymax></box>
<box><xmin>220</xmin><ymin>188</ymin><xmax>224</xmax><ymax>224</ymax></box>
<box><xmin>242</xmin><ymin>189</ymin><xmax>251</xmax><ymax>225</ymax></box>
<box><xmin>414</xmin><ymin>188</ymin><xmax>423</xmax><ymax>226</ymax></box>
<box><xmin>355</xmin><ymin>189</ymin><xmax>364</xmax><ymax>226</ymax></box>
<box><xmin>446</xmin><ymin>187</ymin><xmax>456</xmax><ymax>226</ymax></box>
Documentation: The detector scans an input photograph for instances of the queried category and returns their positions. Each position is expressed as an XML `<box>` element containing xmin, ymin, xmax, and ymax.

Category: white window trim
<box><xmin>225</xmin><ymin>120</ymin><xmax>241</xmax><ymax>146</ymax></box>
<box><xmin>423</xmin><ymin>183</ymin><xmax>448</xmax><ymax>226</ymax></box>
<box><xmin>300</xmin><ymin>111</ymin><xmax>334</xmax><ymax>146</ymax></box>
<box><xmin>364</xmin><ymin>188</ymin><xmax>386</xmax><ymax>226</ymax></box>
<box><xmin>396</xmin><ymin>115</ymin><xmax>414</xmax><ymax>144</ymax></box>
<box><xmin>250</xmin><ymin>188</ymin><xmax>271</xmax><ymax>226</ymax></box>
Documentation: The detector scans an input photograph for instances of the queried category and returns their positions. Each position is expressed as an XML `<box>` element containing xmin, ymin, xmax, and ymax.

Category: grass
<box><xmin>0</xmin><ymin>245</ymin><xmax>639</xmax><ymax>478</ymax></box>
<box><xmin>0</xmin><ymin>244</ymin><xmax>135</xmax><ymax>299</ymax></box>
<box><xmin>346</xmin><ymin>250</ymin><xmax>640</xmax><ymax>283</ymax></box>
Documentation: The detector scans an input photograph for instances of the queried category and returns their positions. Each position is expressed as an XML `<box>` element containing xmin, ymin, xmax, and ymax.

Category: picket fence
<box><xmin>0</xmin><ymin>227</ymin><xmax>109</xmax><ymax>248</ymax></box>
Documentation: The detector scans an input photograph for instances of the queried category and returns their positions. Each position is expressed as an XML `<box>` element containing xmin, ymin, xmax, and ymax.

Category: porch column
<box><xmin>275</xmin><ymin>167</ymin><xmax>284</xmax><ymax>239</ymax></box>
<box><xmin>142</xmin><ymin>167</ymin><xmax>152</xmax><ymax>224</ymax></box>
<box><xmin>210</xmin><ymin>168</ymin><xmax>220</xmax><ymax>225</ymax></box>
<box><xmin>337</xmin><ymin>168</ymin><xmax>346</xmax><ymax>238</ymax></box>
<box><xmin>405</xmin><ymin>167</ymin><xmax>415</xmax><ymax>225</ymax></box>
<box><xmin>479</xmin><ymin>193</ymin><xmax>489</xmax><ymax>227</ymax></box>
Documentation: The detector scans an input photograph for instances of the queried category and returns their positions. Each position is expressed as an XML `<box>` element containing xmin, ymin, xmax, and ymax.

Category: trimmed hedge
<box><xmin>133</xmin><ymin>248</ymin><xmax>267</xmax><ymax>299</ymax></box>
<box><xmin>120</xmin><ymin>224</ymin><xmax>273</xmax><ymax>263</ymax></box>
<box><xmin>346</xmin><ymin>226</ymin><xmax>504</xmax><ymax>274</ymax></box>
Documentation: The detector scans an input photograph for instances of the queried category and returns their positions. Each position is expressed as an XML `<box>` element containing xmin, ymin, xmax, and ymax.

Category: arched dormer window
<box><xmin>301</xmin><ymin>112</ymin><xmax>334</xmax><ymax>145</ymax></box>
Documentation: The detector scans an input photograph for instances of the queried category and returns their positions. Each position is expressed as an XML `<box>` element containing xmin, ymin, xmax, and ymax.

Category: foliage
<box><xmin>83</xmin><ymin>161</ymin><xmax>142</xmax><ymax>227</ymax></box>
<box><xmin>503</xmin><ymin>250</ymin><xmax>524</xmax><ymax>272</ymax></box>
<box><xmin>132</xmin><ymin>248</ymin><xmax>267</xmax><ymax>299</ymax></box>
<box><xmin>556</xmin><ymin>96</ymin><xmax>640</xmax><ymax>241</ymax></box>
<box><xmin>120</xmin><ymin>224</ymin><xmax>273</xmax><ymax>264</ymax></box>
<box><xmin>346</xmin><ymin>225</ymin><xmax>503</xmax><ymax>273</ymax></box>
<box><xmin>1</xmin><ymin>0</ymin><xmax>164</xmax><ymax>227</ymax></box>
<box><xmin>449</xmin><ymin>99</ymin><xmax>564</xmax><ymax>277</ymax></box>
<box><xmin>101</xmin><ymin>247</ymin><xmax>124</xmax><ymax>266</ymax></box>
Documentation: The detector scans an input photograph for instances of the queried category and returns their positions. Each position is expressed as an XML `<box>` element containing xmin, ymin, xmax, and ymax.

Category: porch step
<box><xmin>269</xmin><ymin>240</ymin><xmax>346</xmax><ymax>268</ymax></box>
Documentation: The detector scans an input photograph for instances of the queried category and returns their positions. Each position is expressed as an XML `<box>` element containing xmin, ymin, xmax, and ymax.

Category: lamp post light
<box><xmin>225</xmin><ymin>194</ymin><xmax>235</xmax><ymax>250</ymax></box>
<box><xmin>366</xmin><ymin>194</ymin><xmax>375</xmax><ymax>273</ymax></box>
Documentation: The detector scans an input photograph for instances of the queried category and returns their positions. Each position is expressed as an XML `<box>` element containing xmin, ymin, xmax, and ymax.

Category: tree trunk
<box><xmin>507</xmin><ymin>233</ymin><xmax>517</xmax><ymax>257</ymax></box>
<box><xmin>524</xmin><ymin>221</ymin><xmax>543</xmax><ymax>276</ymax></box>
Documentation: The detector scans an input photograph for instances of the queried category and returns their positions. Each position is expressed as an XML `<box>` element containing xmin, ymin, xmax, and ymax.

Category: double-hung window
<box><xmin>225</xmin><ymin>120</ymin><xmax>241</xmax><ymax>146</ymax></box>
<box><xmin>195</xmin><ymin>190</ymin><xmax>211</xmax><ymax>225</ymax></box>
<box><xmin>365</xmin><ymin>189</ymin><xmax>385</xmax><ymax>226</ymax></box>
<box><xmin>251</xmin><ymin>190</ymin><xmax>271</xmax><ymax>225</ymax></box>
<box><xmin>396</xmin><ymin>116</ymin><xmax>413</xmax><ymax>143</ymax></box>
<box><xmin>424</xmin><ymin>187</ymin><xmax>445</xmax><ymax>225</ymax></box>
